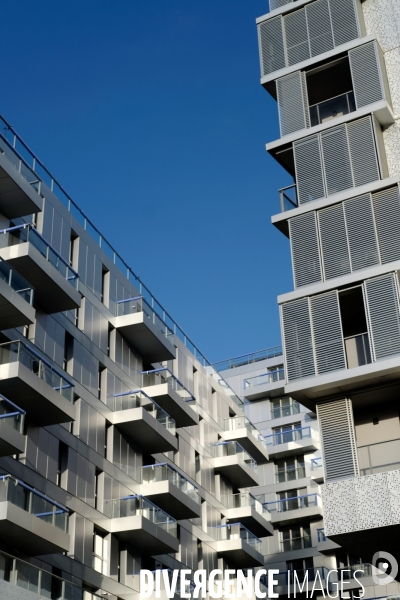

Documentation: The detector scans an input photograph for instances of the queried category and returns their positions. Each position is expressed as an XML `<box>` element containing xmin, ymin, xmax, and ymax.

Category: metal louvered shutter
<box><xmin>373</xmin><ymin>186</ymin><xmax>400</xmax><ymax>264</ymax></box>
<box><xmin>284</xmin><ymin>8</ymin><xmax>310</xmax><ymax>66</ymax></box>
<box><xmin>282</xmin><ymin>298</ymin><xmax>316</xmax><ymax>381</ymax></box>
<box><xmin>364</xmin><ymin>274</ymin><xmax>400</xmax><ymax>360</ymax></box>
<box><xmin>317</xmin><ymin>399</ymin><xmax>359</xmax><ymax>481</ymax></box>
<box><xmin>289</xmin><ymin>212</ymin><xmax>322</xmax><ymax>287</ymax></box>
<box><xmin>306</xmin><ymin>0</ymin><xmax>334</xmax><ymax>57</ymax></box>
<box><xmin>310</xmin><ymin>291</ymin><xmax>346</xmax><ymax>374</ymax></box>
<box><xmin>347</xmin><ymin>117</ymin><xmax>380</xmax><ymax>187</ymax></box>
<box><xmin>270</xmin><ymin>0</ymin><xmax>293</xmax><ymax>9</ymax></box>
<box><xmin>318</xmin><ymin>203</ymin><xmax>351</xmax><ymax>279</ymax></box>
<box><xmin>344</xmin><ymin>194</ymin><xmax>381</xmax><ymax>271</ymax></box>
<box><xmin>258</xmin><ymin>16</ymin><xmax>286</xmax><ymax>77</ymax></box>
<box><xmin>294</xmin><ymin>135</ymin><xmax>325</xmax><ymax>204</ymax></box>
<box><xmin>349</xmin><ymin>42</ymin><xmax>383</xmax><ymax>109</ymax></box>
<box><xmin>321</xmin><ymin>125</ymin><xmax>353</xmax><ymax>196</ymax></box>
<box><xmin>329</xmin><ymin>0</ymin><xmax>359</xmax><ymax>47</ymax></box>
<box><xmin>277</xmin><ymin>71</ymin><xmax>309</xmax><ymax>136</ymax></box>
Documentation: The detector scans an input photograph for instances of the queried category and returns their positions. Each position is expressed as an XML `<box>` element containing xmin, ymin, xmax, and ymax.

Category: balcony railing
<box><xmin>310</xmin><ymin>91</ymin><xmax>356</xmax><ymax>127</ymax></box>
<box><xmin>113</xmin><ymin>389</ymin><xmax>176</xmax><ymax>434</ymax></box>
<box><xmin>344</xmin><ymin>332</ymin><xmax>372</xmax><ymax>368</ymax></box>
<box><xmin>264</xmin><ymin>493</ymin><xmax>321</xmax><ymax>513</ymax></box>
<box><xmin>271</xmin><ymin>402</ymin><xmax>300</xmax><ymax>420</ymax></box>
<box><xmin>0</xmin><ymin>340</ymin><xmax>74</xmax><ymax>402</ymax></box>
<box><xmin>224</xmin><ymin>492</ymin><xmax>271</xmax><ymax>520</ymax></box>
<box><xmin>276</xmin><ymin>466</ymin><xmax>306</xmax><ymax>483</ymax></box>
<box><xmin>142</xmin><ymin>463</ymin><xmax>199</xmax><ymax>503</ymax></box>
<box><xmin>0</xmin><ymin>394</ymin><xmax>25</xmax><ymax>433</ymax></box>
<box><xmin>317</xmin><ymin>528</ymin><xmax>326</xmax><ymax>542</ymax></box>
<box><xmin>212</xmin><ymin>345</ymin><xmax>282</xmax><ymax>371</ymax></box>
<box><xmin>0</xmin><ymin>475</ymin><xmax>68</xmax><ymax>531</ymax></box>
<box><xmin>279</xmin><ymin>184</ymin><xmax>298</xmax><ymax>212</ymax></box>
<box><xmin>224</xmin><ymin>416</ymin><xmax>268</xmax><ymax>450</ymax></box>
<box><xmin>106</xmin><ymin>495</ymin><xmax>177</xmax><ymax>536</ymax></box>
<box><xmin>311</xmin><ymin>457</ymin><xmax>323</xmax><ymax>471</ymax></box>
<box><xmin>142</xmin><ymin>367</ymin><xmax>195</xmax><ymax>402</ymax></box>
<box><xmin>281</xmin><ymin>535</ymin><xmax>312</xmax><ymax>552</ymax></box>
<box><xmin>0</xmin><ymin>224</ymin><xmax>79</xmax><ymax>289</ymax></box>
<box><xmin>0</xmin><ymin>257</ymin><xmax>33</xmax><ymax>304</ymax></box>
<box><xmin>215</xmin><ymin>523</ymin><xmax>262</xmax><ymax>552</ymax></box>
<box><xmin>244</xmin><ymin>368</ymin><xmax>284</xmax><ymax>389</ymax></box>
<box><xmin>116</xmin><ymin>296</ymin><xmax>174</xmax><ymax>341</ymax></box>
<box><xmin>265</xmin><ymin>426</ymin><xmax>315</xmax><ymax>446</ymax></box>
<box><xmin>213</xmin><ymin>441</ymin><xmax>257</xmax><ymax>471</ymax></box>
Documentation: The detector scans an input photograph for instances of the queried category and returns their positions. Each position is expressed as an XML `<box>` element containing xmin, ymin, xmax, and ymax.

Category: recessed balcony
<box><xmin>212</xmin><ymin>441</ymin><xmax>259</xmax><ymax>488</ymax></box>
<box><xmin>112</xmin><ymin>390</ymin><xmax>177</xmax><ymax>453</ymax></box>
<box><xmin>140</xmin><ymin>463</ymin><xmax>201</xmax><ymax>520</ymax></box>
<box><xmin>108</xmin><ymin>495</ymin><xmax>179</xmax><ymax>555</ymax></box>
<box><xmin>212</xmin><ymin>523</ymin><xmax>264</xmax><ymax>568</ymax></box>
<box><xmin>0</xmin><ymin>224</ymin><xmax>80</xmax><ymax>313</ymax></box>
<box><xmin>223</xmin><ymin>493</ymin><xmax>273</xmax><ymax>538</ymax></box>
<box><xmin>265</xmin><ymin>426</ymin><xmax>320</xmax><ymax>459</ymax></box>
<box><xmin>0</xmin><ymin>394</ymin><xmax>26</xmax><ymax>456</ymax></box>
<box><xmin>142</xmin><ymin>367</ymin><xmax>198</xmax><ymax>427</ymax></box>
<box><xmin>264</xmin><ymin>493</ymin><xmax>323</xmax><ymax>525</ymax></box>
<box><xmin>0</xmin><ymin>340</ymin><xmax>75</xmax><ymax>426</ymax></box>
<box><xmin>0</xmin><ymin>258</ymin><xmax>35</xmax><ymax>329</ymax></box>
<box><xmin>221</xmin><ymin>416</ymin><xmax>269</xmax><ymax>464</ymax></box>
<box><xmin>244</xmin><ymin>368</ymin><xmax>285</xmax><ymax>401</ymax></box>
<box><xmin>0</xmin><ymin>475</ymin><xmax>69</xmax><ymax>555</ymax></box>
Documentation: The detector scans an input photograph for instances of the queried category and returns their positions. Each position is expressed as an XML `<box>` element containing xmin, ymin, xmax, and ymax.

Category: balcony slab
<box><xmin>221</xmin><ymin>429</ymin><xmax>269</xmax><ymax>465</ymax></box>
<box><xmin>112</xmin><ymin>313</ymin><xmax>176</xmax><ymax>363</ymax></box>
<box><xmin>270</xmin><ymin>504</ymin><xmax>323</xmax><ymax>526</ymax></box>
<box><xmin>212</xmin><ymin>456</ymin><xmax>259</xmax><ymax>488</ymax></box>
<box><xmin>223</xmin><ymin>506</ymin><xmax>273</xmax><ymax>538</ymax></box>
<box><xmin>0</xmin><ymin>276</ymin><xmax>35</xmax><ymax>329</ymax></box>
<box><xmin>0</xmin><ymin>149</ymin><xmax>43</xmax><ymax>218</ymax></box>
<box><xmin>112</xmin><ymin>407</ymin><xmax>178</xmax><ymax>453</ymax></box>
<box><xmin>141</xmin><ymin>383</ymin><xmax>198</xmax><ymax>428</ymax></box>
<box><xmin>244</xmin><ymin>378</ymin><xmax>285</xmax><ymax>401</ymax></box>
<box><xmin>110</xmin><ymin>515</ymin><xmax>179</xmax><ymax>555</ymax></box>
<box><xmin>267</xmin><ymin>436</ymin><xmax>319</xmax><ymax>459</ymax></box>
<box><xmin>0</xmin><ymin>420</ymin><xmax>25</xmax><ymax>456</ymax></box>
<box><xmin>139</xmin><ymin>480</ymin><xmax>201</xmax><ymax>520</ymax></box>
<box><xmin>212</xmin><ymin>539</ymin><xmax>264</xmax><ymax>568</ymax></box>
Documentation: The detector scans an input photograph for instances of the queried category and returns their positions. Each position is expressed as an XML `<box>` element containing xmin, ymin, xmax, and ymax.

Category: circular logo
<box><xmin>371</xmin><ymin>551</ymin><xmax>398</xmax><ymax>585</ymax></box>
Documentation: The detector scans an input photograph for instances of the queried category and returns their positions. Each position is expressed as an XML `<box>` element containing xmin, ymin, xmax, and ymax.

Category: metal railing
<box><xmin>271</xmin><ymin>401</ymin><xmax>300</xmax><ymax>419</ymax></box>
<box><xmin>212</xmin><ymin>345</ymin><xmax>282</xmax><ymax>371</ymax></box>
<box><xmin>224</xmin><ymin>415</ymin><xmax>268</xmax><ymax>451</ymax></box>
<box><xmin>142</xmin><ymin>463</ymin><xmax>199</xmax><ymax>503</ymax></box>
<box><xmin>106</xmin><ymin>495</ymin><xmax>177</xmax><ymax>536</ymax></box>
<box><xmin>0</xmin><ymin>394</ymin><xmax>25</xmax><ymax>433</ymax></box>
<box><xmin>281</xmin><ymin>535</ymin><xmax>312</xmax><ymax>552</ymax></box>
<box><xmin>276</xmin><ymin>466</ymin><xmax>306</xmax><ymax>483</ymax></box>
<box><xmin>265</xmin><ymin>426</ymin><xmax>316</xmax><ymax>446</ymax></box>
<box><xmin>0</xmin><ymin>475</ymin><xmax>68</xmax><ymax>531</ymax></box>
<box><xmin>264</xmin><ymin>493</ymin><xmax>321</xmax><ymax>513</ymax></box>
<box><xmin>215</xmin><ymin>523</ymin><xmax>262</xmax><ymax>553</ymax></box>
<box><xmin>279</xmin><ymin>184</ymin><xmax>298</xmax><ymax>212</ymax></box>
<box><xmin>213</xmin><ymin>441</ymin><xmax>257</xmax><ymax>471</ymax></box>
<box><xmin>0</xmin><ymin>257</ymin><xmax>33</xmax><ymax>304</ymax></box>
<box><xmin>0</xmin><ymin>340</ymin><xmax>74</xmax><ymax>402</ymax></box>
<box><xmin>117</xmin><ymin>296</ymin><xmax>174</xmax><ymax>341</ymax></box>
<box><xmin>309</xmin><ymin>91</ymin><xmax>356</xmax><ymax>127</ymax></box>
<box><xmin>224</xmin><ymin>492</ymin><xmax>271</xmax><ymax>520</ymax></box>
<box><xmin>113</xmin><ymin>389</ymin><xmax>176</xmax><ymax>434</ymax></box>
<box><xmin>142</xmin><ymin>367</ymin><xmax>195</xmax><ymax>403</ymax></box>
<box><xmin>244</xmin><ymin>368</ymin><xmax>284</xmax><ymax>389</ymax></box>
<box><xmin>0</xmin><ymin>224</ymin><xmax>79</xmax><ymax>289</ymax></box>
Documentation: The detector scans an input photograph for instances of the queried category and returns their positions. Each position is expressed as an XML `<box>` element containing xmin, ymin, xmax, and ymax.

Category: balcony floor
<box><xmin>110</xmin><ymin>515</ymin><xmax>179</xmax><ymax>555</ymax></box>
<box><xmin>112</xmin><ymin>313</ymin><xmax>176</xmax><ymax>364</ymax></box>
<box><xmin>140</xmin><ymin>480</ymin><xmax>201</xmax><ymax>520</ymax></box>
<box><xmin>223</xmin><ymin>506</ymin><xmax>273</xmax><ymax>538</ymax></box>
<box><xmin>112</xmin><ymin>407</ymin><xmax>178</xmax><ymax>453</ymax></box>
<box><xmin>221</xmin><ymin>430</ymin><xmax>269</xmax><ymax>464</ymax></box>
<box><xmin>141</xmin><ymin>383</ymin><xmax>198</xmax><ymax>428</ymax></box>
<box><xmin>212</xmin><ymin>456</ymin><xmax>259</xmax><ymax>488</ymax></box>
<box><xmin>213</xmin><ymin>539</ymin><xmax>264</xmax><ymax>568</ymax></box>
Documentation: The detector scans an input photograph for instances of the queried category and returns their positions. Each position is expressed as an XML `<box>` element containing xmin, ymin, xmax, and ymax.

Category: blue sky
<box><xmin>3</xmin><ymin>0</ymin><xmax>293</xmax><ymax>363</ymax></box>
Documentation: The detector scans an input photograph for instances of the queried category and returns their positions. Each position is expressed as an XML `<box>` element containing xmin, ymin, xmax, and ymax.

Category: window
<box><xmin>276</xmin><ymin>457</ymin><xmax>305</xmax><ymax>483</ymax></box>
<box><xmin>336</xmin><ymin>552</ymin><xmax>369</xmax><ymax>579</ymax></box>
<box><xmin>281</xmin><ymin>524</ymin><xmax>311</xmax><ymax>552</ymax></box>
<box><xmin>63</xmin><ymin>332</ymin><xmax>74</xmax><ymax>373</ymax></box>
<box><xmin>93</xmin><ymin>531</ymin><xmax>108</xmax><ymax>575</ymax></box>
<box><xmin>272</xmin><ymin>422</ymin><xmax>302</xmax><ymax>444</ymax></box>
<box><xmin>271</xmin><ymin>397</ymin><xmax>300</xmax><ymax>419</ymax></box>
<box><xmin>278</xmin><ymin>488</ymin><xmax>307</xmax><ymax>511</ymax></box>
<box><xmin>287</xmin><ymin>557</ymin><xmax>314</xmax><ymax>578</ymax></box>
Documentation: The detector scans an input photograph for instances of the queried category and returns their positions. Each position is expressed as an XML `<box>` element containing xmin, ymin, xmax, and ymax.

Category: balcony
<box><xmin>212</xmin><ymin>441</ymin><xmax>259</xmax><ymax>488</ymax></box>
<box><xmin>0</xmin><ymin>258</ymin><xmax>35</xmax><ymax>329</ymax></box>
<box><xmin>276</xmin><ymin>465</ymin><xmax>306</xmax><ymax>484</ymax></box>
<box><xmin>265</xmin><ymin>426</ymin><xmax>319</xmax><ymax>458</ymax></box>
<box><xmin>310</xmin><ymin>457</ymin><xmax>324</xmax><ymax>483</ymax></box>
<box><xmin>221</xmin><ymin>416</ymin><xmax>269</xmax><ymax>464</ymax></box>
<box><xmin>112</xmin><ymin>296</ymin><xmax>175</xmax><ymax>363</ymax></box>
<box><xmin>108</xmin><ymin>495</ymin><xmax>179</xmax><ymax>554</ymax></box>
<box><xmin>279</xmin><ymin>184</ymin><xmax>298</xmax><ymax>213</ymax></box>
<box><xmin>223</xmin><ymin>493</ymin><xmax>273</xmax><ymax>538</ymax></box>
<box><xmin>317</xmin><ymin>528</ymin><xmax>340</xmax><ymax>554</ymax></box>
<box><xmin>244</xmin><ymin>368</ymin><xmax>285</xmax><ymax>401</ymax></box>
<box><xmin>141</xmin><ymin>367</ymin><xmax>198</xmax><ymax>427</ymax></box>
<box><xmin>310</xmin><ymin>91</ymin><xmax>356</xmax><ymax>127</ymax></box>
<box><xmin>140</xmin><ymin>463</ymin><xmax>201</xmax><ymax>519</ymax></box>
<box><xmin>0</xmin><ymin>475</ymin><xmax>69</xmax><ymax>554</ymax></box>
<box><xmin>0</xmin><ymin>224</ymin><xmax>80</xmax><ymax>313</ymax></box>
<box><xmin>264</xmin><ymin>493</ymin><xmax>323</xmax><ymax>525</ymax></box>
<box><xmin>0</xmin><ymin>340</ymin><xmax>75</xmax><ymax>426</ymax></box>
<box><xmin>112</xmin><ymin>390</ymin><xmax>177</xmax><ymax>453</ymax></box>
<box><xmin>0</xmin><ymin>394</ymin><xmax>26</xmax><ymax>456</ymax></box>
<box><xmin>212</xmin><ymin>523</ymin><xmax>264</xmax><ymax>568</ymax></box>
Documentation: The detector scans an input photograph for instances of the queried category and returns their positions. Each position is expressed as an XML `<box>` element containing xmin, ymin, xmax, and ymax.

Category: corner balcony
<box><xmin>108</xmin><ymin>495</ymin><xmax>179</xmax><ymax>555</ymax></box>
<box><xmin>0</xmin><ymin>258</ymin><xmax>35</xmax><ymax>329</ymax></box>
<box><xmin>310</xmin><ymin>457</ymin><xmax>324</xmax><ymax>484</ymax></box>
<box><xmin>223</xmin><ymin>493</ymin><xmax>273</xmax><ymax>538</ymax></box>
<box><xmin>0</xmin><ymin>475</ymin><xmax>69</xmax><ymax>555</ymax></box>
<box><xmin>140</xmin><ymin>463</ymin><xmax>201</xmax><ymax>520</ymax></box>
<box><xmin>112</xmin><ymin>297</ymin><xmax>176</xmax><ymax>363</ymax></box>
<box><xmin>221</xmin><ymin>416</ymin><xmax>269</xmax><ymax>464</ymax></box>
<box><xmin>0</xmin><ymin>395</ymin><xmax>26</xmax><ymax>456</ymax></box>
<box><xmin>317</xmin><ymin>528</ymin><xmax>340</xmax><ymax>554</ymax></box>
<box><xmin>142</xmin><ymin>367</ymin><xmax>198</xmax><ymax>427</ymax></box>
<box><xmin>264</xmin><ymin>493</ymin><xmax>323</xmax><ymax>525</ymax></box>
<box><xmin>265</xmin><ymin>426</ymin><xmax>319</xmax><ymax>459</ymax></box>
<box><xmin>212</xmin><ymin>441</ymin><xmax>259</xmax><ymax>488</ymax></box>
<box><xmin>244</xmin><ymin>368</ymin><xmax>285</xmax><ymax>401</ymax></box>
<box><xmin>112</xmin><ymin>390</ymin><xmax>177</xmax><ymax>453</ymax></box>
<box><xmin>212</xmin><ymin>523</ymin><xmax>264</xmax><ymax>568</ymax></box>
<box><xmin>0</xmin><ymin>224</ymin><xmax>80</xmax><ymax>313</ymax></box>
<box><xmin>0</xmin><ymin>340</ymin><xmax>75</xmax><ymax>426</ymax></box>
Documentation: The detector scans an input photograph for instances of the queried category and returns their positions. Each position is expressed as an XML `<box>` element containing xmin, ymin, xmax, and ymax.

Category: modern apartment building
<box><xmin>256</xmin><ymin>0</ymin><xmax>400</xmax><ymax>587</ymax></box>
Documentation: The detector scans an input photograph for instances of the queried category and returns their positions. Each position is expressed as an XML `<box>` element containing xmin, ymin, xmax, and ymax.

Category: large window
<box><xmin>276</xmin><ymin>457</ymin><xmax>305</xmax><ymax>483</ymax></box>
<box><xmin>271</xmin><ymin>397</ymin><xmax>300</xmax><ymax>419</ymax></box>
<box><xmin>282</xmin><ymin>525</ymin><xmax>312</xmax><ymax>552</ymax></box>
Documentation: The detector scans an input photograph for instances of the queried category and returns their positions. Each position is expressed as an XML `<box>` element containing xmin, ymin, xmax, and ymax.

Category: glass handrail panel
<box><xmin>0</xmin><ymin>258</ymin><xmax>34</xmax><ymax>304</ymax></box>
<box><xmin>113</xmin><ymin>390</ymin><xmax>176</xmax><ymax>433</ymax></box>
<box><xmin>317</xmin><ymin>528</ymin><xmax>326</xmax><ymax>542</ymax></box>
<box><xmin>271</xmin><ymin>402</ymin><xmax>301</xmax><ymax>419</ymax></box>
<box><xmin>279</xmin><ymin>184</ymin><xmax>298</xmax><ymax>212</ymax></box>
<box><xmin>281</xmin><ymin>536</ymin><xmax>312</xmax><ymax>552</ymax></box>
<box><xmin>311</xmin><ymin>457</ymin><xmax>323</xmax><ymax>470</ymax></box>
<box><xmin>215</xmin><ymin>523</ymin><xmax>262</xmax><ymax>553</ymax></box>
<box><xmin>141</xmin><ymin>464</ymin><xmax>200</xmax><ymax>503</ymax></box>
<box><xmin>309</xmin><ymin>91</ymin><xmax>356</xmax><ymax>126</ymax></box>
<box><xmin>223</xmin><ymin>493</ymin><xmax>271</xmax><ymax>520</ymax></box>
<box><xmin>265</xmin><ymin>426</ymin><xmax>312</xmax><ymax>446</ymax></box>
<box><xmin>265</xmin><ymin>493</ymin><xmax>321</xmax><ymax>513</ymax></box>
<box><xmin>275</xmin><ymin>466</ymin><xmax>306</xmax><ymax>483</ymax></box>
<box><xmin>244</xmin><ymin>368</ymin><xmax>285</xmax><ymax>388</ymax></box>
<box><xmin>109</xmin><ymin>495</ymin><xmax>177</xmax><ymax>536</ymax></box>
<box><xmin>224</xmin><ymin>416</ymin><xmax>268</xmax><ymax>450</ymax></box>
<box><xmin>0</xmin><ymin>395</ymin><xmax>25</xmax><ymax>432</ymax></box>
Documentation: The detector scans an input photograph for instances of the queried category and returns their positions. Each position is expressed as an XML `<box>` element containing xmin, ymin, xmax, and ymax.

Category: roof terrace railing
<box><xmin>212</xmin><ymin>345</ymin><xmax>283</xmax><ymax>371</ymax></box>
<box><xmin>0</xmin><ymin>393</ymin><xmax>25</xmax><ymax>433</ymax></box>
<box><xmin>0</xmin><ymin>257</ymin><xmax>34</xmax><ymax>304</ymax></box>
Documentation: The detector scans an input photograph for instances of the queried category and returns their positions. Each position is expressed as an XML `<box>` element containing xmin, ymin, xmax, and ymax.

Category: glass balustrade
<box><xmin>116</xmin><ymin>296</ymin><xmax>174</xmax><ymax>341</ymax></box>
<box><xmin>224</xmin><ymin>492</ymin><xmax>271</xmax><ymax>520</ymax></box>
<box><xmin>224</xmin><ymin>416</ymin><xmax>268</xmax><ymax>450</ymax></box>
<box><xmin>309</xmin><ymin>91</ymin><xmax>356</xmax><ymax>126</ymax></box>
<box><xmin>106</xmin><ymin>495</ymin><xmax>177</xmax><ymax>536</ymax></box>
<box><xmin>265</xmin><ymin>426</ymin><xmax>313</xmax><ymax>446</ymax></box>
<box><xmin>0</xmin><ymin>258</ymin><xmax>33</xmax><ymax>304</ymax></box>
<box><xmin>0</xmin><ymin>394</ymin><xmax>25</xmax><ymax>432</ymax></box>
<box><xmin>317</xmin><ymin>528</ymin><xmax>326</xmax><ymax>542</ymax></box>
<box><xmin>142</xmin><ymin>463</ymin><xmax>200</xmax><ymax>503</ymax></box>
<box><xmin>215</xmin><ymin>523</ymin><xmax>262</xmax><ymax>553</ymax></box>
<box><xmin>142</xmin><ymin>367</ymin><xmax>195</xmax><ymax>403</ymax></box>
<box><xmin>281</xmin><ymin>535</ymin><xmax>312</xmax><ymax>552</ymax></box>
<box><xmin>244</xmin><ymin>368</ymin><xmax>285</xmax><ymax>389</ymax></box>
<box><xmin>113</xmin><ymin>389</ymin><xmax>176</xmax><ymax>434</ymax></box>
<box><xmin>213</xmin><ymin>441</ymin><xmax>257</xmax><ymax>471</ymax></box>
<box><xmin>265</xmin><ymin>493</ymin><xmax>321</xmax><ymax>513</ymax></box>
<box><xmin>271</xmin><ymin>402</ymin><xmax>300</xmax><ymax>419</ymax></box>
<box><xmin>311</xmin><ymin>457</ymin><xmax>323</xmax><ymax>471</ymax></box>
<box><xmin>279</xmin><ymin>184</ymin><xmax>298</xmax><ymax>212</ymax></box>
<box><xmin>275</xmin><ymin>466</ymin><xmax>306</xmax><ymax>483</ymax></box>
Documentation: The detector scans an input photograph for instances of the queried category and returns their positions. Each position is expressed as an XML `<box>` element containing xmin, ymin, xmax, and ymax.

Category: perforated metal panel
<box><xmin>344</xmin><ymin>194</ymin><xmax>380</xmax><ymax>271</ymax></box>
<box><xmin>321</xmin><ymin>125</ymin><xmax>353</xmax><ymax>196</ymax></box>
<box><xmin>373</xmin><ymin>186</ymin><xmax>400</xmax><ymax>264</ymax></box>
<box><xmin>258</xmin><ymin>16</ymin><xmax>286</xmax><ymax>77</ymax></box>
<box><xmin>289</xmin><ymin>212</ymin><xmax>322</xmax><ymax>287</ymax></box>
<box><xmin>307</xmin><ymin>0</ymin><xmax>334</xmax><ymax>57</ymax></box>
<box><xmin>349</xmin><ymin>42</ymin><xmax>384</xmax><ymax>109</ymax></box>
<box><xmin>276</xmin><ymin>71</ymin><xmax>309</xmax><ymax>136</ymax></box>
<box><xmin>284</xmin><ymin>8</ymin><xmax>310</xmax><ymax>66</ymax></box>
<box><xmin>347</xmin><ymin>116</ymin><xmax>380</xmax><ymax>187</ymax></box>
<box><xmin>317</xmin><ymin>398</ymin><xmax>359</xmax><ymax>481</ymax></box>
<box><xmin>329</xmin><ymin>0</ymin><xmax>359</xmax><ymax>47</ymax></box>
<box><xmin>294</xmin><ymin>135</ymin><xmax>325</xmax><ymax>204</ymax></box>
<box><xmin>282</xmin><ymin>298</ymin><xmax>316</xmax><ymax>381</ymax></box>
<box><xmin>310</xmin><ymin>291</ymin><xmax>346</xmax><ymax>374</ymax></box>
<box><xmin>364</xmin><ymin>274</ymin><xmax>400</xmax><ymax>360</ymax></box>
<box><xmin>318</xmin><ymin>203</ymin><xmax>351</xmax><ymax>279</ymax></box>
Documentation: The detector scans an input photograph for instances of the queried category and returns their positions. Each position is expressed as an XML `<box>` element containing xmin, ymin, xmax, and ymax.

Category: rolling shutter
<box><xmin>284</xmin><ymin>8</ymin><xmax>310</xmax><ymax>66</ymax></box>
<box><xmin>318</xmin><ymin>203</ymin><xmax>351</xmax><ymax>279</ymax></box>
<box><xmin>329</xmin><ymin>0</ymin><xmax>359</xmax><ymax>47</ymax></box>
<box><xmin>258</xmin><ymin>16</ymin><xmax>286</xmax><ymax>77</ymax></box>
<box><xmin>294</xmin><ymin>135</ymin><xmax>325</xmax><ymax>204</ymax></box>
<box><xmin>321</xmin><ymin>125</ymin><xmax>353</xmax><ymax>196</ymax></box>
<box><xmin>373</xmin><ymin>187</ymin><xmax>400</xmax><ymax>264</ymax></box>
<box><xmin>344</xmin><ymin>194</ymin><xmax>380</xmax><ymax>271</ymax></box>
<box><xmin>317</xmin><ymin>398</ymin><xmax>359</xmax><ymax>481</ymax></box>
<box><xmin>347</xmin><ymin>116</ymin><xmax>380</xmax><ymax>187</ymax></box>
<box><xmin>276</xmin><ymin>71</ymin><xmax>310</xmax><ymax>136</ymax></box>
<box><xmin>349</xmin><ymin>42</ymin><xmax>383</xmax><ymax>109</ymax></box>
<box><xmin>289</xmin><ymin>212</ymin><xmax>322</xmax><ymax>287</ymax></box>
<box><xmin>282</xmin><ymin>298</ymin><xmax>316</xmax><ymax>381</ymax></box>
<box><xmin>364</xmin><ymin>274</ymin><xmax>400</xmax><ymax>360</ymax></box>
<box><xmin>306</xmin><ymin>0</ymin><xmax>334</xmax><ymax>57</ymax></box>
<box><xmin>310</xmin><ymin>291</ymin><xmax>346</xmax><ymax>374</ymax></box>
